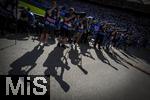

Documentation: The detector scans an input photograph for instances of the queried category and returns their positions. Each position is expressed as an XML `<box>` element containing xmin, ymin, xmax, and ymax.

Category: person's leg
<box><xmin>74</xmin><ymin>32</ymin><xmax>79</xmax><ymax>44</ymax></box>
<box><xmin>44</xmin><ymin>33</ymin><xmax>49</xmax><ymax>44</ymax></box>
<box><xmin>61</xmin><ymin>37</ymin><xmax>67</xmax><ymax>48</ymax></box>
<box><xmin>61</xmin><ymin>29</ymin><xmax>68</xmax><ymax>48</ymax></box>
<box><xmin>98</xmin><ymin>35</ymin><xmax>103</xmax><ymax>49</ymax></box>
<box><xmin>57</xmin><ymin>32</ymin><xmax>63</xmax><ymax>47</ymax></box>
<box><xmin>84</xmin><ymin>32</ymin><xmax>89</xmax><ymax>44</ymax></box>
<box><xmin>72</xmin><ymin>32</ymin><xmax>78</xmax><ymax>44</ymax></box>
<box><xmin>62</xmin><ymin>37</ymin><xmax>68</xmax><ymax>44</ymax></box>
<box><xmin>57</xmin><ymin>36</ymin><xmax>62</xmax><ymax>47</ymax></box>
<box><xmin>40</xmin><ymin>31</ymin><xmax>45</xmax><ymax>43</ymax></box>
<box><xmin>43</xmin><ymin>24</ymin><xmax>50</xmax><ymax>44</ymax></box>
<box><xmin>106</xmin><ymin>38</ymin><xmax>110</xmax><ymax>50</ymax></box>
<box><xmin>76</xmin><ymin>33</ymin><xmax>82</xmax><ymax>44</ymax></box>
<box><xmin>57</xmin><ymin>28</ymin><xmax>64</xmax><ymax>47</ymax></box>
<box><xmin>40</xmin><ymin>34</ymin><xmax>44</xmax><ymax>43</ymax></box>
<box><xmin>94</xmin><ymin>34</ymin><xmax>98</xmax><ymax>48</ymax></box>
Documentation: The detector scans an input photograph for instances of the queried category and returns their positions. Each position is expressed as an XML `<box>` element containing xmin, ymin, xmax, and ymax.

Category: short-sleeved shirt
<box><xmin>61</xmin><ymin>13</ymin><xmax>75</xmax><ymax>30</ymax></box>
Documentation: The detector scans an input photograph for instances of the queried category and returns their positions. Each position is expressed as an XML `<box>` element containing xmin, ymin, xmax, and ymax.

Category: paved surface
<box><xmin>0</xmin><ymin>35</ymin><xmax>150</xmax><ymax>100</ymax></box>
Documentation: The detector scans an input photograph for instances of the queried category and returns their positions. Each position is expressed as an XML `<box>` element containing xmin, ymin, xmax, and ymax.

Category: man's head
<box><xmin>69</xmin><ymin>7</ymin><xmax>75</xmax><ymax>15</ymax></box>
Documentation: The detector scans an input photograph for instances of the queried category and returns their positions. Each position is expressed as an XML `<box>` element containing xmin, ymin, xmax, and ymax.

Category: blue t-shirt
<box><xmin>94</xmin><ymin>23</ymin><xmax>105</xmax><ymax>36</ymax></box>
<box><xmin>61</xmin><ymin>13</ymin><xmax>74</xmax><ymax>30</ymax></box>
<box><xmin>94</xmin><ymin>23</ymin><xmax>100</xmax><ymax>32</ymax></box>
<box><xmin>60</xmin><ymin>10</ymin><xmax>66</xmax><ymax>18</ymax></box>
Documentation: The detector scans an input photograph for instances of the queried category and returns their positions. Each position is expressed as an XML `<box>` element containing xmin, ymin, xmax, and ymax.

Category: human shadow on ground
<box><xmin>119</xmin><ymin>49</ymin><xmax>139</xmax><ymax>63</ymax></box>
<box><xmin>104</xmin><ymin>48</ymin><xmax>129</xmax><ymax>69</ymax></box>
<box><xmin>79</xmin><ymin>43</ymin><xmax>95</xmax><ymax>60</ymax></box>
<box><xmin>108</xmin><ymin>48</ymin><xmax>150</xmax><ymax>76</ymax></box>
<box><xmin>43</xmin><ymin>46</ymin><xmax>70</xmax><ymax>92</ymax></box>
<box><xmin>68</xmin><ymin>45</ymin><xmax>88</xmax><ymax>75</ymax></box>
<box><xmin>94</xmin><ymin>48</ymin><xmax>118</xmax><ymax>70</ymax></box>
<box><xmin>9</xmin><ymin>44</ymin><xmax>44</xmax><ymax>75</ymax></box>
<box><xmin>121</xmin><ymin>47</ymin><xmax>150</xmax><ymax>65</ymax></box>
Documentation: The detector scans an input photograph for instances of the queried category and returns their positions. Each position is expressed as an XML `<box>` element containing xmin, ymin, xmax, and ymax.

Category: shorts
<box><xmin>44</xmin><ymin>23</ymin><xmax>56</xmax><ymax>32</ymax></box>
<box><xmin>60</xmin><ymin>27</ymin><xmax>74</xmax><ymax>38</ymax></box>
<box><xmin>59</xmin><ymin>27</ymin><xmax>69</xmax><ymax>37</ymax></box>
<box><xmin>76</xmin><ymin>29</ymin><xmax>84</xmax><ymax>34</ymax></box>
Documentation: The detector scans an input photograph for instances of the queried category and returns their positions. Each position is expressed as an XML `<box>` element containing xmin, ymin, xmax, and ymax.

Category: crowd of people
<box><xmin>0</xmin><ymin>0</ymin><xmax>17</xmax><ymax>36</ymax></box>
<box><xmin>0</xmin><ymin>0</ymin><xmax>149</xmax><ymax>51</ymax></box>
<box><xmin>36</xmin><ymin>3</ymin><xmax>149</xmax><ymax>50</ymax></box>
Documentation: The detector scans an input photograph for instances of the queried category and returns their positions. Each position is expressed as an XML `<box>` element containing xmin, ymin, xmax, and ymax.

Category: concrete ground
<box><xmin>0</xmin><ymin>35</ymin><xmax>150</xmax><ymax>100</ymax></box>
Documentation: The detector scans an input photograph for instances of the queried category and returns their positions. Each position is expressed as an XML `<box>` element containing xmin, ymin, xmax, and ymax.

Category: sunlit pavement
<box><xmin>0</xmin><ymin>36</ymin><xmax>150</xmax><ymax>100</ymax></box>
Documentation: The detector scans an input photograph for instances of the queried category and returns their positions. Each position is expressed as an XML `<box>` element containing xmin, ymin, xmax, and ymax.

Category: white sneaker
<box><xmin>40</xmin><ymin>42</ymin><xmax>44</xmax><ymax>46</ymax></box>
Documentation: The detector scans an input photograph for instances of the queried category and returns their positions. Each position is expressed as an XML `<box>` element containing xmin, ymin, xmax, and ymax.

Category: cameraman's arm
<box><xmin>65</xmin><ymin>15</ymin><xmax>75</xmax><ymax>22</ymax></box>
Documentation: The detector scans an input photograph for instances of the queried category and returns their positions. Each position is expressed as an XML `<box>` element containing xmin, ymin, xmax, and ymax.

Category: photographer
<box><xmin>57</xmin><ymin>7</ymin><xmax>76</xmax><ymax>48</ymax></box>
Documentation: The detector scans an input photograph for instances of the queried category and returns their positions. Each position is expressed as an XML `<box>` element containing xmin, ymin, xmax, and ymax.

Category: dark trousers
<box><xmin>94</xmin><ymin>34</ymin><xmax>104</xmax><ymax>49</ymax></box>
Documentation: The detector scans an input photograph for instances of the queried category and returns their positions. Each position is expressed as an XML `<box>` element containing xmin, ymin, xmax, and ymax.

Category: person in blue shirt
<box><xmin>80</xmin><ymin>18</ymin><xmax>89</xmax><ymax>44</ymax></box>
<box><xmin>73</xmin><ymin>14</ymin><xmax>85</xmax><ymax>44</ymax></box>
<box><xmin>103</xmin><ymin>25</ymin><xmax>114</xmax><ymax>50</ymax></box>
<box><xmin>93</xmin><ymin>20</ymin><xmax>105</xmax><ymax>49</ymax></box>
<box><xmin>57</xmin><ymin>7</ymin><xmax>76</xmax><ymax>48</ymax></box>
